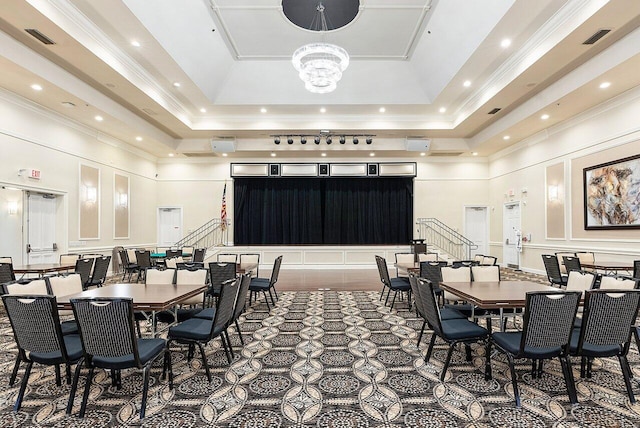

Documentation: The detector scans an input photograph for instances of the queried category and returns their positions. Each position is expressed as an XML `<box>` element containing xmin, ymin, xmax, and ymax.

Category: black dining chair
<box><xmin>74</xmin><ymin>258</ymin><xmax>94</xmax><ymax>289</ymax></box>
<box><xmin>417</xmin><ymin>277</ymin><xmax>490</xmax><ymax>381</ymax></box>
<box><xmin>85</xmin><ymin>255</ymin><xmax>111</xmax><ymax>288</ymax></box>
<box><xmin>0</xmin><ymin>262</ymin><xmax>16</xmax><ymax>285</ymax></box>
<box><xmin>419</xmin><ymin>260</ymin><xmax>447</xmax><ymax>305</ymax></box>
<box><xmin>633</xmin><ymin>260</ymin><xmax>640</xmax><ymax>280</ymax></box>
<box><xmin>541</xmin><ymin>254</ymin><xmax>567</xmax><ymax>287</ymax></box>
<box><xmin>206</xmin><ymin>262</ymin><xmax>237</xmax><ymax>308</ymax></box>
<box><xmin>571</xmin><ymin>289</ymin><xmax>640</xmax><ymax>403</ymax></box>
<box><xmin>135</xmin><ymin>250</ymin><xmax>152</xmax><ymax>282</ymax></box>
<box><xmin>375</xmin><ymin>255</ymin><xmax>411</xmax><ymax>310</ymax></box>
<box><xmin>488</xmin><ymin>290</ymin><xmax>580</xmax><ymax>407</ymax></box>
<box><xmin>249</xmin><ymin>255</ymin><xmax>283</xmax><ymax>309</ymax></box>
<box><xmin>562</xmin><ymin>256</ymin><xmax>582</xmax><ymax>275</ymax></box>
<box><xmin>68</xmin><ymin>297</ymin><xmax>173</xmax><ymax>419</ymax></box>
<box><xmin>2</xmin><ymin>294</ymin><xmax>83</xmax><ymax>411</ymax></box>
<box><xmin>192</xmin><ymin>248</ymin><xmax>206</xmax><ymax>263</ymax></box>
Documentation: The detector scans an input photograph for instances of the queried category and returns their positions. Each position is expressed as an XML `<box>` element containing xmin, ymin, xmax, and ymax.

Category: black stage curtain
<box><xmin>234</xmin><ymin>177</ymin><xmax>413</xmax><ymax>245</ymax></box>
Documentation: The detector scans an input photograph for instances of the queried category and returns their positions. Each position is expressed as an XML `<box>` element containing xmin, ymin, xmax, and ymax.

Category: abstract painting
<box><xmin>584</xmin><ymin>154</ymin><xmax>640</xmax><ymax>229</ymax></box>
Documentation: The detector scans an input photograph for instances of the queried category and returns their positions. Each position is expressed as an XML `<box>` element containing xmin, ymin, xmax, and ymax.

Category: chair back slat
<box><xmin>212</xmin><ymin>277</ymin><xmax>240</xmax><ymax>334</ymax></box>
<box><xmin>419</xmin><ymin>261</ymin><xmax>446</xmax><ymax>284</ymax></box>
<box><xmin>6</xmin><ymin>279</ymin><xmax>48</xmax><ymax>295</ymax></box>
<box><xmin>2</xmin><ymin>295</ymin><xmax>65</xmax><ymax>355</ymax></box>
<box><xmin>74</xmin><ymin>258</ymin><xmax>94</xmax><ymax>285</ymax></box>
<box><xmin>208</xmin><ymin>262</ymin><xmax>237</xmax><ymax>296</ymax></box>
<box><xmin>269</xmin><ymin>256</ymin><xmax>283</xmax><ymax>285</ymax></box>
<box><xmin>555</xmin><ymin>252</ymin><xmax>576</xmax><ymax>275</ymax></box>
<box><xmin>521</xmin><ymin>291</ymin><xmax>580</xmax><ymax>350</ymax></box>
<box><xmin>90</xmin><ymin>256</ymin><xmax>111</xmax><ymax>285</ymax></box>
<box><xmin>580</xmin><ymin>290</ymin><xmax>640</xmax><ymax>347</ymax></box>
<box><xmin>375</xmin><ymin>256</ymin><xmax>391</xmax><ymax>287</ymax></box>
<box><xmin>135</xmin><ymin>250</ymin><xmax>152</xmax><ymax>270</ymax></box>
<box><xmin>408</xmin><ymin>274</ymin><xmax>424</xmax><ymax>317</ymax></box>
<box><xmin>176</xmin><ymin>269</ymin><xmax>208</xmax><ymax>285</ymax></box>
<box><xmin>441</xmin><ymin>266</ymin><xmax>471</xmax><ymax>282</ymax></box>
<box><xmin>471</xmin><ymin>265</ymin><xmax>500</xmax><ymax>282</ymax></box>
<box><xmin>71</xmin><ymin>298</ymin><xmax>136</xmax><ymax>358</ymax></box>
<box><xmin>192</xmin><ymin>248</ymin><xmax>206</xmax><ymax>263</ymax></box>
<box><xmin>416</xmin><ymin>278</ymin><xmax>443</xmax><ymax>335</ymax></box>
<box><xmin>542</xmin><ymin>254</ymin><xmax>564</xmax><ymax>285</ymax></box>
<box><xmin>233</xmin><ymin>273</ymin><xmax>252</xmax><ymax>320</ymax></box>
<box><xmin>565</xmin><ymin>271</ymin><xmax>596</xmax><ymax>294</ymax></box>
<box><xmin>48</xmin><ymin>274</ymin><xmax>83</xmax><ymax>296</ymax></box>
<box><xmin>562</xmin><ymin>256</ymin><xmax>582</xmax><ymax>274</ymax></box>
<box><xmin>145</xmin><ymin>268</ymin><xmax>175</xmax><ymax>285</ymax></box>
<box><xmin>599</xmin><ymin>275</ymin><xmax>639</xmax><ymax>290</ymax></box>
<box><xmin>481</xmin><ymin>256</ymin><xmax>497</xmax><ymax>266</ymax></box>
<box><xmin>0</xmin><ymin>262</ymin><xmax>16</xmax><ymax>284</ymax></box>
<box><xmin>418</xmin><ymin>253</ymin><xmax>438</xmax><ymax>262</ymax></box>
<box><xmin>217</xmin><ymin>253</ymin><xmax>237</xmax><ymax>263</ymax></box>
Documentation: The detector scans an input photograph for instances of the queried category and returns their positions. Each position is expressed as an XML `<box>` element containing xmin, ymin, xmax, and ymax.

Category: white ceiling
<box><xmin>0</xmin><ymin>0</ymin><xmax>639</xmax><ymax>159</ymax></box>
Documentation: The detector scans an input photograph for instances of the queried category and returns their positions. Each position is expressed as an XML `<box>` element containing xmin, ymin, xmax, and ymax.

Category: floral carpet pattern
<box><xmin>2</xmin><ymin>284</ymin><xmax>640</xmax><ymax>426</ymax></box>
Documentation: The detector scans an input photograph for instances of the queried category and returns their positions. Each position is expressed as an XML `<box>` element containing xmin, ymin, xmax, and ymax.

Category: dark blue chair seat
<box><xmin>443</xmin><ymin>303</ymin><xmax>489</xmax><ymax>318</ymax></box>
<box><xmin>61</xmin><ymin>320</ymin><xmax>79</xmax><ymax>335</ymax></box>
<box><xmin>492</xmin><ymin>332</ymin><xmax>561</xmax><ymax>359</ymax></box>
<box><xmin>91</xmin><ymin>338</ymin><xmax>166</xmax><ymax>370</ymax></box>
<box><xmin>249</xmin><ymin>278</ymin><xmax>270</xmax><ymax>290</ymax></box>
<box><xmin>156</xmin><ymin>308</ymin><xmax>200</xmax><ymax>324</ymax></box>
<box><xmin>195</xmin><ymin>307</ymin><xmax>216</xmax><ymax>320</ymax></box>
<box><xmin>389</xmin><ymin>277</ymin><xmax>410</xmax><ymax>290</ymax></box>
<box><xmin>441</xmin><ymin>318</ymin><xmax>488</xmax><ymax>341</ymax></box>
<box><xmin>569</xmin><ymin>329</ymin><xmax>621</xmax><ymax>357</ymax></box>
<box><xmin>31</xmin><ymin>335</ymin><xmax>83</xmax><ymax>365</ymax></box>
<box><xmin>440</xmin><ymin>307</ymin><xmax>467</xmax><ymax>320</ymax></box>
<box><xmin>169</xmin><ymin>317</ymin><xmax>213</xmax><ymax>341</ymax></box>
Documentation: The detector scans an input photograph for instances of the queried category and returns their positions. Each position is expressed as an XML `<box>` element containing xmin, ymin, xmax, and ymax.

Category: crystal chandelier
<box><xmin>291</xmin><ymin>3</ymin><xmax>349</xmax><ymax>94</ymax></box>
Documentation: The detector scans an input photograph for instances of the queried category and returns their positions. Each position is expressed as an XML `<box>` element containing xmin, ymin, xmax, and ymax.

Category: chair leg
<box><xmin>235</xmin><ymin>319</ymin><xmax>245</xmax><ymax>346</ymax></box>
<box><xmin>224</xmin><ymin>331</ymin><xmax>235</xmax><ymax>361</ymax></box>
<box><xmin>580</xmin><ymin>356</ymin><xmax>586</xmax><ymax>378</ymax></box>
<box><xmin>384</xmin><ymin>288</ymin><xmax>392</xmax><ymax>305</ymax></box>
<box><xmin>440</xmin><ymin>343</ymin><xmax>456</xmax><ymax>382</ymax></box>
<box><xmin>465</xmin><ymin>344</ymin><xmax>472</xmax><ymax>362</ymax></box>
<box><xmin>560</xmin><ymin>355</ymin><xmax>578</xmax><ymax>405</ymax></box>
<box><xmin>485</xmin><ymin>340</ymin><xmax>492</xmax><ymax>380</ymax></box>
<box><xmin>379</xmin><ymin>286</ymin><xmax>385</xmax><ymax>301</ymax></box>
<box><xmin>390</xmin><ymin>291</ymin><xmax>398</xmax><ymax>309</ymax></box>
<box><xmin>197</xmin><ymin>342</ymin><xmax>212</xmax><ymax>382</ymax></box>
<box><xmin>66</xmin><ymin>364</ymin><xmax>72</xmax><ymax>384</ymax></box>
<box><xmin>140</xmin><ymin>366</ymin><xmax>151</xmax><ymax>419</ymax></box>
<box><xmin>79</xmin><ymin>366</ymin><xmax>95</xmax><ymax>418</ymax></box>
<box><xmin>54</xmin><ymin>365</ymin><xmax>62</xmax><ymax>387</ymax></box>
<box><xmin>67</xmin><ymin>358</ymin><xmax>84</xmax><ymax>414</ymax></box>
<box><xmin>425</xmin><ymin>333</ymin><xmax>437</xmax><ymax>363</ymax></box>
<box><xmin>273</xmin><ymin>287</ymin><xmax>279</xmax><ymax>301</ymax></box>
<box><xmin>9</xmin><ymin>354</ymin><xmax>21</xmax><ymax>386</ymax></box>
<box><xmin>506</xmin><ymin>354</ymin><xmax>521</xmax><ymax>407</ymax></box>
<box><xmin>619</xmin><ymin>355</ymin><xmax>636</xmax><ymax>403</ymax></box>
<box><xmin>531</xmin><ymin>359</ymin><xmax>538</xmax><ymax>379</ymax></box>
<box><xmin>13</xmin><ymin>361</ymin><xmax>33</xmax><ymax>411</ymax></box>
<box><xmin>417</xmin><ymin>320</ymin><xmax>426</xmax><ymax>346</ymax></box>
<box><xmin>268</xmin><ymin>288</ymin><xmax>276</xmax><ymax>305</ymax></box>
<box><xmin>262</xmin><ymin>291</ymin><xmax>271</xmax><ymax>310</ymax></box>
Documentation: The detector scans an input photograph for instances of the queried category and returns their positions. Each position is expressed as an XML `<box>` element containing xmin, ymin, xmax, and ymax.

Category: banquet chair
<box><xmin>565</xmin><ymin>270</ymin><xmax>597</xmax><ymax>327</ymax></box>
<box><xmin>598</xmin><ymin>275</ymin><xmax>639</xmax><ymax>290</ymax></box>
<box><xmin>217</xmin><ymin>253</ymin><xmax>238</xmax><ymax>263</ymax></box>
<box><xmin>541</xmin><ymin>254</ymin><xmax>567</xmax><ymax>287</ymax></box>
<box><xmin>555</xmin><ymin>251</ymin><xmax>576</xmax><ymax>275</ymax></box>
<box><xmin>74</xmin><ymin>258</ymin><xmax>94</xmax><ymax>289</ymax></box>
<box><xmin>4</xmin><ymin>278</ymin><xmax>48</xmax><ymax>295</ymax></box>
<box><xmin>570</xmin><ymin>289</ymin><xmax>640</xmax><ymax>403</ymax></box>
<box><xmin>419</xmin><ymin>260</ymin><xmax>447</xmax><ymax>305</ymax></box>
<box><xmin>249</xmin><ymin>255</ymin><xmax>282</xmax><ymax>310</ymax></box>
<box><xmin>0</xmin><ymin>256</ymin><xmax>13</xmax><ymax>264</ymax></box>
<box><xmin>575</xmin><ymin>251</ymin><xmax>595</xmax><ymax>266</ymax></box>
<box><xmin>205</xmin><ymin>262</ymin><xmax>236</xmax><ymax>307</ymax></box>
<box><xmin>375</xmin><ymin>255</ymin><xmax>411</xmax><ymax>310</ymax></box>
<box><xmin>60</xmin><ymin>254</ymin><xmax>80</xmax><ymax>273</ymax></box>
<box><xmin>47</xmin><ymin>274</ymin><xmax>85</xmax><ymax>335</ymax></box>
<box><xmin>165</xmin><ymin>257</ymin><xmax>184</xmax><ymax>269</ymax></box>
<box><xmin>418</xmin><ymin>277</ymin><xmax>490</xmax><ymax>381</ymax></box>
<box><xmin>488</xmin><ymin>291</ymin><xmax>580</xmax><ymax>407</ymax></box>
<box><xmin>119</xmin><ymin>249</ymin><xmax>139</xmax><ymax>282</ymax></box>
<box><xmin>166</xmin><ymin>276</ymin><xmax>240</xmax><ymax>380</ymax></box>
<box><xmin>473</xmin><ymin>254</ymin><xmax>484</xmax><ymax>264</ymax></box>
<box><xmin>634</xmin><ymin>260</ymin><xmax>640</xmax><ymax>280</ymax></box>
<box><xmin>418</xmin><ymin>252</ymin><xmax>439</xmax><ymax>262</ymax></box>
<box><xmin>192</xmin><ymin>248</ymin><xmax>206</xmax><ymax>263</ymax></box>
<box><xmin>166</xmin><ymin>249</ymin><xmax>181</xmax><ymax>259</ymax></box>
<box><xmin>68</xmin><ymin>297</ymin><xmax>172</xmax><ymax>419</ymax></box>
<box><xmin>440</xmin><ymin>266</ymin><xmax>471</xmax><ymax>304</ymax></box>
<box><xmin>471</xmin><ymin>265</ymin><xmax>500</xmax><ymax>281</ymax></box>
<box><xmin>562</xmin><ymin>256</ymin><xmax>582</xmax><ymax>274</ymax></box>
<box><xmin>85</xmin><ymin>255</ymin><xmax>111</xmax><ymax>288</ymax></box>
<box><xmin>175</xmin><ymin>269</ymin><xmax>208</xmax><ymax>306</ymax></box>
<box><xmin>240</xmin><ymin>253</ymin><xmax>260</xmax><ymax>278</ymax></box>
<box><xmin>135</xmin><ymin>250</ymin><xmax>152</xmax><ymax>282</ymax></box>
<box><xmin>395</xmin><ymin>252</ymin><xmax>415</xmax><ymax>278</ymax></box>
<box><xmin>181</xmin><ymin>246</ymin><xmax>195</xmax><ymax>261</ymax></box>
<box><xmin>2</xmin><ymin>295</ymin><xmax>83</xmax><ymax>411</ymax></box>
<box><xmin>481</xmin><ymin>256</ymin><xmax>498</xmax><ymax>266</ymax></box>
<box><xmin>0</xmin><ymin>262</ymin><xmax>16</xmax><ymax>285</ymax></box>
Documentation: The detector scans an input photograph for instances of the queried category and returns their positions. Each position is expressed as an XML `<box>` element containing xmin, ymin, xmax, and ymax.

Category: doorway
<box><xmin>157</xmin><ymin>207</ymin><xmax>182</xmax><ymax>247</ymax></box>
<box><xmin>503</xmin><ymin>202</ymin><xmax>521</xmax><ymax>269</ymax></box>
<box><xmin>464</xmin><ymin>206</ymin><xmax>488</xmax><ymax>257</ymax></box>
<box><xmin>26</xmin><ymin>192</ymin><xmax>58</xmax><ymax>264</ymax></box>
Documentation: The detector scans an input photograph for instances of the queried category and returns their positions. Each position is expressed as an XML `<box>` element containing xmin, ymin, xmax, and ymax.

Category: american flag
<box><xmin>220</xmin><ymin>182</ymin><xmax>227</xmax><ymax>231</ymax></box>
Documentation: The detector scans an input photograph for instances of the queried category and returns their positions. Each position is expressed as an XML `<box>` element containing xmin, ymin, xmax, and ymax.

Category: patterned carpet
<box><xmin>2</xmin><ymin>273</ymin><xmax>640</xmax><ymax>426</ymax></box>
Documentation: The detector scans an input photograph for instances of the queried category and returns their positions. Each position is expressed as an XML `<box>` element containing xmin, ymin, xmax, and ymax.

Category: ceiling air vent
<box><xmin>429</xmin><ymin>152</ymin><xmax>464</xmax><ymax>157</ymax></box>
<box><xmin>488</xmin><ymin>107</ymin><xmax>502</xmax><ymax>115</ymax></box>
<box><xmin>25</xmin><ymin>29</ymin><xmax>55</xmax><ymax>45</ymax></box>
<box><xmin>141</xmin><ymin>108</ymin><xmax>158</xmax><ymax>116</ymax></box>
<box><xmin>583</xmin><ymin>29</ymin><xmax>611</xmax><ymax>45</ymax></box>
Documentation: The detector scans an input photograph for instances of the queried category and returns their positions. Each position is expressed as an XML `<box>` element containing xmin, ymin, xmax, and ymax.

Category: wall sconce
<box><xmin>548</xmin><ymin>184</ymin><xmax>559</xmax><ymax>201</ymax></box>
<box><xmin>85</xmin><ymin>186</ymin><xmax>97</xmax><ymax>203</ymax></box>
<box><xmin>7</xmin><ymin>201</ymin><xmax>18</xmax><ymax>215</ymax></box>
<box><xmin>117</xmin><ymin>193</ymin><xmax>128</xmax><ymax>207</ymax></box>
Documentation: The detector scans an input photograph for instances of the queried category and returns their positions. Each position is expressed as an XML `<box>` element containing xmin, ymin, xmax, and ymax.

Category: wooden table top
<box><xmin>439</xmin><ymin>281</ymin><xmax>560</xmax><ymax>309</ymax></box>
<box><xmin>580</xmin><ymin>261</ymin><xmax>634</xmax><ymax>270</ymax></box>
<box><xmin>13</xmin><ymin>263</ymin><xmax>75</xmax><ymax>273</ymax></box>
<box><xmin>237</xmin><ymin>263</ymin><xmax>258</xmax><ymax>274</ymax></box>
<box><xmin>56</xmin><ymin>283</ymin><xmax>208</xmax><ymax>311</ymax></box>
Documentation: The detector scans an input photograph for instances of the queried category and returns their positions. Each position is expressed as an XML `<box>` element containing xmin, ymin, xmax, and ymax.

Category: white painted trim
<box><xmin>78</xmin><ymin>163</ymin><xmax>101</xmax><ymax>241</ymax></box>
<box><xmin>113</xmin><ymin>172</ymin><xmax>130</xmax><ymax>240</ymax></box>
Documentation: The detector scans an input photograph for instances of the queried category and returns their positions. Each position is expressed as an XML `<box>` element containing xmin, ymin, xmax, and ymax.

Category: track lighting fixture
<box><xmin>314</xmin><ymin>136</ymin><xmax>321</xmax><ymax>145</ymax></box>
<box><xmin>271</xmin><ymin>133</ymin><xmax>375</xmax><ymax>145</ymax></box>
<box><xmin>287</xmin><ymin>137</ymin><xmax>294</xmax><ymax>145</ymax></box>
<box><xmin>274</xmin><ymin>137</ymin><xmax>280</xmax><ymax>145</ymax></box>
<box><xmin>326</xmin><ymin>136</ymin><xmax>332</xmax><ymax>144</ymax></box>
<box><xmin>353</xmin><ymin>137</ymin><xmax>359</xmax><ymax>144</ymax></box>
<box><xmin>340</xmin><ymin>136</ymin><xmax>346</xmax><ymax>144</ymax></box>
<box><xmin>301</xmin><ymin>137</ymin><xmax>307</xmax><ymax>144</ymax></box>
<box><xmin>366</xmin><ymin>138</ymin><xmax>372</xmax><ymax>145</ymax></box>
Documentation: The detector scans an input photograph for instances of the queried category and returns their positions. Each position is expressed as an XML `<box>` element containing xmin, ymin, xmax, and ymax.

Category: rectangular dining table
<box><xmin>580</xmin><ymin>261</ymin><xmax>635</xmax><ymax>275</ymax></box>
<box><xmin>57</xmin><ymin>282</ymin><xmax>208</xmax><ymax>336</ymax></box>
<box><xmin>439</xmin><ymin>280</ymin><xmax>560</xmax><ymax>331</ymax></box>
<box><xmin>13</xmin><ymin>263</ymin><xmax>76</xmax><ymax>277</ymax></box>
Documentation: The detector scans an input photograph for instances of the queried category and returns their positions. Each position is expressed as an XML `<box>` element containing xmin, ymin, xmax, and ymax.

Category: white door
<box><xmin>464</xmin><ymin>206</ymin><xmax>488</xmax><ymax>256</ymax></box>
<box><xmin>503</xmin><ymin>202</ymin><xmax>521</xmax><ymax>268</ymax></box>
<box><xmin>27</xmin><ymin>192</ymin><xmax>57</xmax><ymax>264</ymax></box>
<box><xmin>158</xmin><ymin>207</ymin><xmax>182</xmax><ymax>247</ymax></box>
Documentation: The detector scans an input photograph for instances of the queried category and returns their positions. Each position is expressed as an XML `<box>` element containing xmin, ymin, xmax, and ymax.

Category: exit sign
<box><xmin>29</xmin><ymin>169</ymin><xmax>41</xmax><ymax>179</ymax></box>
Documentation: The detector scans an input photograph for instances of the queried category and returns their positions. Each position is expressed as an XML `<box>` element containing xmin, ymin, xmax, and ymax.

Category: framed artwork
<box><xmin>584</xmin><ymin>154</ymin><xmax>640</xmax><ymax>229</ymax></box>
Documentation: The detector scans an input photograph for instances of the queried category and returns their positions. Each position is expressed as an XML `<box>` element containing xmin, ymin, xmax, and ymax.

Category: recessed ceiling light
<box><xmin>420</xmin><ymin>152</ymin><xmax>426</xmax><ymax>157</ymax></box>
<box><xmin>168</xmin><ymin>153</ymin><xmax>174</xmax><ymax>157</ymax></box>
<box><xmin>472</xmin><ymin>152</ymin><xmax>478</xmax><ymax>156</ymax></box>
<box><xmin>599</xmin><ymin>81</ymin><xmax>611</xmax><ymax>89</ymax></box>
<box><xmin>500</xmin><ymin>38</ymin><xmax>512</xmax><ymax>48</ymax></box>
<box><xmin>199</xmin><ymin>108</ymin><xmax>207</xmax><ymax>113</ymax></box>
<box><xmin>131</xmin><ymin>40</ymin><xmax>141</xmax><ymax>47</ymax></box>
<box><xmin>321</xmin><ymin>153</ymin><xmax>327</xmax><ymax>157</ymax></box>
<box><xmin>260</xmin><ymin>108</ymin><xmax>267</xmax><ymax>113</ymax></box>
<box><xmin>503</xmin><ymin>135</ymin><xmax>510</xmax><ymax>140</ymax></box>
<box><xmin>439</xmin><ymin>107</ymin><xmax>446</xmax><ymax>113</ymax></box>
<box><xmin>379</xmin><ymin>107</ymin><xmax>386</xmax><ymax>113</ymax></box>
<box><xmin>270</xmin><ymin>152</ymin><xmax>276</xmax><ymax>157</ymax></box>
<box><xmin>463</xmin><ymin>80</ymin><xmax>471</xmax><ymax>87</ymax></box>
<box><xmin>541</xmin><ymin>114</ymin><xmax>550</xmax><ymax>120</ymax></box>
<box><xmin>173</xmin><ymin>82</ymin><xmax>181</xmax><ymax>87</ymax></box>
<box><xmin>94</xmin><ymin>115</ymin><xmax>103</xmax><ymax>122</ymax></box>
<box><xmin>222</xmin><ymin>153</ymin><xmax>228</xmax><ymax>157</ymax></box>
<box><xmin>31</xmin><ymin>84</ymin><xmax>42</xmax><ymax>91</ymax></box>
<box><xmin>135</xmin><ymin>136</ymin><xmax>143</xmax><ymax>141</ymax></box>
<box><xmin>320</xmin><ymin>107</ymin><xmax>326</xmax><ymax>113</ymax></box>
<box><xmin>369</xmin><ymin>153</ymin><xmax>375</xmax><ymax>157</ymax></box>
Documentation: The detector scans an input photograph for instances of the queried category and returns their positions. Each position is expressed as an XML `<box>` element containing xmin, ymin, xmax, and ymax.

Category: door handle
<box><xmin>26</xmin><ymin>244</ymin><xmax>31</xmax><ymax>253</ymax></box>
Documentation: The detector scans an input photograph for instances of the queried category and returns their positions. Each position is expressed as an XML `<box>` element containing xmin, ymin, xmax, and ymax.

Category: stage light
<box><xmin>326</xmin><ymin>136</ymin><xmax>332</xmax><ymax>144</ymax></box>
<box><xmin>287</xmin><ymin>137</ymin><xmax>294</xmax><ymax>145</ymax></box>
<box><xmin>314</xmin><ymin>136</ymin><xmax>321</xmax><ymax>145</ymax></box>
<box><xmin>353</xmin><ymin>137</ymin><xmax>359</xmax><ymax>144</ymax></box>
<box><xmin>301</xmin><ymin>137</ymin><xmax>307</xmax><ymax>144</ymax></box>
<box><xmin>339</xmin><ymin>136</ymin><xmax>345</xmax><ymax>144</ymax></box>
<box><xmin>274</xmin><ymin>137</ymin><xmax>280</xmax><ymax>145</ymax></box>
<box><xmin>366</xmin><ymin>138</ymin><xmax>372</xmax><ymax>144</ymax></box>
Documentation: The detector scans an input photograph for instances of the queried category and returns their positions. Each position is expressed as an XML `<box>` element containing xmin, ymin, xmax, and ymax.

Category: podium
<box><xmin>411</xmin><ymin>239</ymin><xmax>427</xmax><ymax>262</ymax></box>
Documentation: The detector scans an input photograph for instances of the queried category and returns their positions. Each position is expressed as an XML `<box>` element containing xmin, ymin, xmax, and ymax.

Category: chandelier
<box><xmin>291</xmin><ymin>3</ymin><xmax>350</xmax><ymax>94</ymax></box>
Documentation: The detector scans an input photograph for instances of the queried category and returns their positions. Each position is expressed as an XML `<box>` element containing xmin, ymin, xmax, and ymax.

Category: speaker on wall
<box><xmin>367</xmin><ymin>164</ymin><xmax>378</xmax><ymax>176</ymax></box>
<box><xmin>269</xmin><ymin>164</ymin><xmax>280</xmax><ymax>176</ymax></box>
<box><xmin>319</xmin><ymin>164</ymin><xmax>329</xmax><ymax>176</ymax></box>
